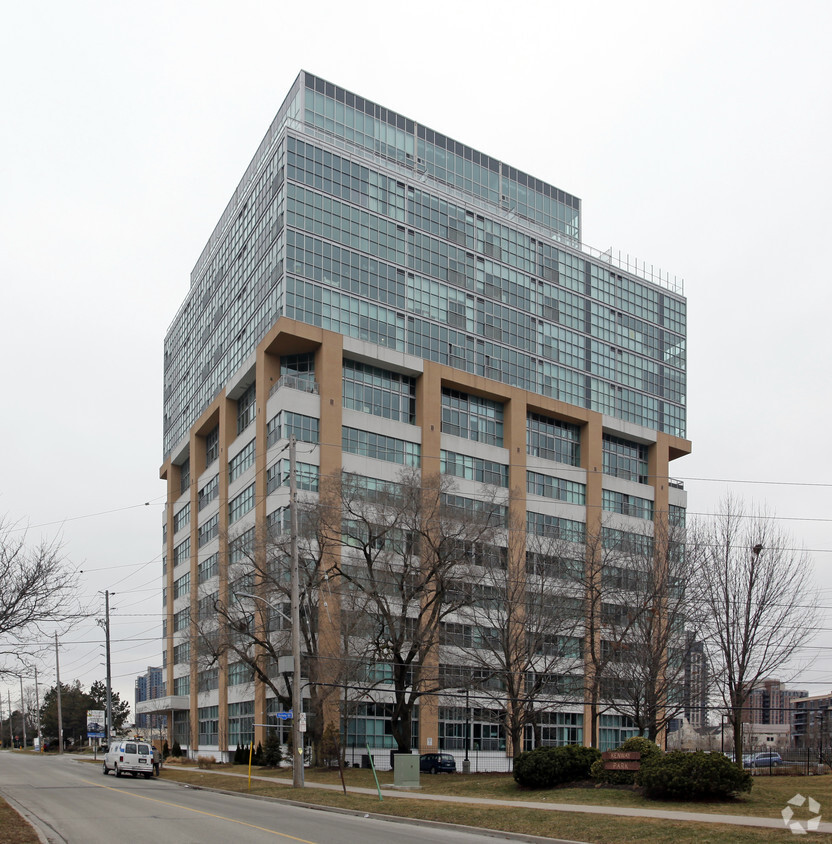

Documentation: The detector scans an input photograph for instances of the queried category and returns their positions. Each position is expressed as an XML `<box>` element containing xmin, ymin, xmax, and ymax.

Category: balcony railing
<box><xmin>269</xmin><ymin>374</ymin><xmax>319</xmax><ymax>397</ymax></box>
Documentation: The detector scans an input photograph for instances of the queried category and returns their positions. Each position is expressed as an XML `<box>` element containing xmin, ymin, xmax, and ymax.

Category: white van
<box><xmin>103</xmin><ymin>740</ymin><xmax>156</xmax><ymax>778</ymax></box>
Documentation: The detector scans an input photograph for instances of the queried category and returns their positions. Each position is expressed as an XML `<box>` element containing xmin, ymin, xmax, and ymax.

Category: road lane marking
<box><xmin>79</xmin><ymin>778</ymin><xmax>319</xmax><ymax>842</ymax></box>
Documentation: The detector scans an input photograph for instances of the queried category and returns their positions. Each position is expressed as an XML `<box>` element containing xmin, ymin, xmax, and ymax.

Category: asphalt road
<box><xmin>0</xmin><ymin>751</ymin><xmax>518</xmax><ymax>844</ymax></box>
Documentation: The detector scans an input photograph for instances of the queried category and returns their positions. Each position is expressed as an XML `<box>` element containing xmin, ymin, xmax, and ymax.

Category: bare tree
<box><xmin>0</xmin><ymin>520</ymin><xmax>79</xmax><ymax>676</ymax></box>
<box><xmin>324</xmin><ymin>470</ymin><xmax>497</xmax><ymax>754</ymax></box>
<box><xmin>695</xmin><ymin>498</ymin><xmax>819</xmax><ymax>765</ymax></box>
<box><xmin>597</xmin><ymin>518</ymin><xmax>706</xmax><ymax>741</ymax></box>
<box><xmin>192</xmin><ymin>500</ymin><xmax>346</xmax><ymax>761</ymax></box>
<box><xmin>452</xmin><ymin>517</ymin><xmax>583</xmax><ymax>758</ymax></box>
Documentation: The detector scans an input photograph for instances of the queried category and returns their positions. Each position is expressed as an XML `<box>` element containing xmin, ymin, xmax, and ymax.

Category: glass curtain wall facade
<box><xmin>158</xmin><ymin>71</ymin><xmax>690</xmax><ymax>764</ymax></box>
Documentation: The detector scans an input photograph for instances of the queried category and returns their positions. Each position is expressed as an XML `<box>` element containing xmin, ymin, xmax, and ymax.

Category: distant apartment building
<box><xmin>793</xmin><ymin>691</ymin><xmax>832</xmax><ymax>748</ymax></box>
<box><xmin>744</xmin><ymin>678</ymin><xmax>807</xmax><ymax>726</ymax></box>
<box><xmin>682</xmin><ymin>633</ymin><xmax>708</xmax><ymax>729</ymax></box>
<box><xmin>134</xmin><ymin>666</ymin><xmax>166</xmax><ymax>733</ymax></box>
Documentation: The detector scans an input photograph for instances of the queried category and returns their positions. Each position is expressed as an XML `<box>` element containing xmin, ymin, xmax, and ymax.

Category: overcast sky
<box><xmin>1</xmin><ymin>0</ymin><xmax>830</xmax><ymax>721</ymax></box>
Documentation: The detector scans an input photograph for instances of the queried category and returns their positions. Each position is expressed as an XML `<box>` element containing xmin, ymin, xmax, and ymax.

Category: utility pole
<box><xmin>289</xmin><ymin>435</ymin><xmax>304</xmax><ymax>788</ymax></box>
<box><xmin>34</xmin><ymin>667</ymin><xmax>42</xmax><ymax>751</ymax></box>
<box><xmin>19</xmin><ymin>676</ymin><xmax>27</xmax><ymax>749</ymax></box>
<box><xmin>0</xmin><ymin>689</ymin><xmax>4</xmax><ymax>748</ymax></box>
<box><xmin>55</xmin><ymin>633</ymin><xmax>63</xmax><ymax>754</ymax></box>
<box><xmin>7</xmin><ymin>690</ymin><xmax>12</xmax><ymax>748</ymax></box>
<box><xmin>105</xmin><ymin>591</ymin><xmax>114</xmax><ymax>744</ymax></box>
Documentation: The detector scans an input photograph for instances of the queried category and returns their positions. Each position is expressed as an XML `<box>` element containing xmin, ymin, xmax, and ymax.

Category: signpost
<box><xmin>601</xmin><ymin>750</ymin><xmax>641</xmax><ymax>772</ymax></box>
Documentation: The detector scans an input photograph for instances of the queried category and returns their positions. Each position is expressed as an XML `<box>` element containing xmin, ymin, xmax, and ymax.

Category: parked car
<box><xmin>749</xmin><ymin>751</ymin><xmax>783</xmax><ymax>768</ymax></box>
<box><xmin>419</xmin><ymin>753</ymin><xmax>456</xmax><ymax>774</ymax></box>
<box><xmin>103</xmin><ymin>740</ymin><xmax>156</xmax><ymax>778</ymax></box>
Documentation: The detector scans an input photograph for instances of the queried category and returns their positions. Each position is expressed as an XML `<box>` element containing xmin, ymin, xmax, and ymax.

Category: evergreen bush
<box><xmin>261</xmin><ymin>731</ymin><xmax>283</xmax><ymax>767</ymax></box>
<box><xmin>514</xmin><ymin>744</ymin><xmax>601</xmax><ymax>789</ymax></box>
<box><xmin>171</xmin><ymin>741</ymin><xmax>182</xmax><ymax>758</ymax></box>
<box><xmin>162</xmin><ymin>740</ymin><xmax>170</xmax><ymax>759</ymax></box>
<box><xmin>639</xmin><ymin>750</ymin><xmax>753</xmax><ymax>800</ymax></box>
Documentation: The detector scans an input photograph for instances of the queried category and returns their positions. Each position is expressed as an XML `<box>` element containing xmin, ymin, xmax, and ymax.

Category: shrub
<box><xmin>252</xmin><ymin>741</ymin><xmax>263</xmax><ymax>766</ymax></box>
<box><xmin>196</xmin><ymin>755</ymin><xmax>216</xmax><ymax>769</ymax></box>
<box><xmin>171</xmin><ymin>741</ymin><xmax>182</xmax><ymax>758</ymax></box>
<box><xmin>514</xmin><ymin>744</ymin><xmax>601</xmax><ymax>789</ymax></box>
<box><xmin>162</xmin><ymin>740</ymin><xmax>170</xmax><ymax>759</ymax></box>
<box><xmin>261</xmin><ymin>732</ymin><xmax>283</xmax><ymax>768</ymax></box>
<box><xmin>591</xmin><ymin>736</ymin><xmax>662</xmax><ymax>786</ymax></box>
<box><xmin>639</xmin><ymin>750</ymin><xmax>753</xmax><ymax>800</ymax></box>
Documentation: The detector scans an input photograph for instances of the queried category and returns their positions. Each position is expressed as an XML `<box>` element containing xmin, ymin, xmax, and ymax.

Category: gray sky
<box><xmin>1</xmin><ymin>0</ymin><xmax>830</xmax><ymax>719</ymax></box>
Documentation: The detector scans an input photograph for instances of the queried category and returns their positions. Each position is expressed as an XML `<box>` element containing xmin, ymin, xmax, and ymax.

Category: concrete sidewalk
<box><xmin>143</xmin><ymin>761</ymin><xmax>832</xmax><ymax>835</ymax></box>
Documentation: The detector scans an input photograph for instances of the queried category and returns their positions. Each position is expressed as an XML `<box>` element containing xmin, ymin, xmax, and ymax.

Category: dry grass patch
<box><xmin>158</xmin><ymin>767</ymin><xmax>832</xmax><ymax>844</ymax></box>
<box><xmin>0</xmin><ymin>797</ymin><xmax>41</xmax><ymax>844</ymax></box>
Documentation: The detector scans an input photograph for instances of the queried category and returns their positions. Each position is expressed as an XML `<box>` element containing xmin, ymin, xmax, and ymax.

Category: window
<box><xmin>228</xmin><ymin>662</ymin><xmax>255</xmax><ymax>686</ymax></box>
<box><xmin>440</xmin><ymin>450</ymin><xmax>508</xmax><ymax>486</ymax></box>
<box><xmin>198</xmin><ymin>514</ymin><xmax>219</xmax><ymax>547</ymax></box>
<box><xmin>198</xmin><ymin>475</ymin><xmax>219</xmax><ymax>510</ymax></box>
<box><xmin>173</xmin><ymin>537</ymin><xmax>190</xmax><ymax>568</ymax></box>
<box><xmin>229</xmin><ymin>440</ymin><xmax>255</xmax><ymax>483</ymax></box>
<box><xmin>669</xmin><ymin>504</ymin><xmax>686</xmax><ymax>528</ymax></box>
<box><xmin>527</xmin><ymin>471</ymin><xmax>586</xmax><ymax>505</ymax></box>
<box><xmin>173</xmin><ymin>607</ymin><xmax>190</xmax><ymax>632</ymax></box>
<box><xmin>173</xmin><ymin>503</ymin><xmax>190</xmax><ymax>534</ymax></box>
<box><xmin>526</xmin><ymin>511</ymin><xmax>586</xmax><ymax>543</ymax></box>
<box><xmin>267</xmin><ymin>460</ymin><xmax>319</xmax><ymax>493</ymax></box>
<box><xmin>602</xmin><ymin>489</ymin><xmax>653</xmax><ymax>520</ymax></box>
<box><xmin>280</xmin><ymin>353</ymin><xmax>315</xmax><ymax>390</ymax></box>
<box><xmin>441</xmin><ymin>493</ymin><xmax>507</xmax><ymax>527</ymax></box>
<box><xmin>229</xmin><ymin>527</ymin><xmax>255</xmax><ymax>566</ymax></box>
<box><xmin>267</xmin><ymin>411</ymin><xmax>319</xmax><ymax>447</ymax></box>
<box><xmin>441</xmin><ymin>388</ymin><xmax>503</xmax><ymax>446</ymax></box>
<box><xmin>173</xmin><ymin>641</ymin><xmax>190</xmax><ymax>665</ymax></box>
<box><xmin>527</xmin><ymin>413</ymin><xmax>580</xmax><ymax>466</ymax></box>
<box><xmin>198</xmin><ymin>668</ymin><xmax>219</xmax><ymax>693</ymax></box>
<box><xmin>229</xmin><ymin>484</ymin><xmax>255</xmax><ymax>523</ymax></box>
<box><xmin>602</xmin><ymin>434</ymin><xmax>648</xmax><ymax>484</ymax></box>
<box><xmin>237</xmin><ymin>384</ymin><xmax>256</xmax><ymax>435</ymax></box>
<box><xmin>205</xmin><ymin>425</ymin><xmax>219</xmax><ymax>466</ymax></box>
<box><xmin>228</xmin><ymin>700</ymin><xmax>254</xmax><ymax>745</ymax></box>
<box><xmin>173</xmin><ymin>572</ymin><xmax>190</xmax><ymax>599</ymax></box>
<box><xmin>198</xmin><ymin>705</ymin><xmax>219</xmax><ymax>745</ymax></box>
<box><xmin>198</xmin><ymin>552</ymin><xmax>219</xmax><ymax>583</ymax></box>
<box><xmin>173</xmin><ymin>676</ymin><xmax>190</xmax><ymax>696</ymax></box>
<box><xmin>343</xmin><ymin>359</ymin><xmax>416</xmax><ymax>424</ymax></box>
<box><xmin>601</xmin><ymin>527</ymin><xmax>653</xmax><ymax>556</ymax></box>
<box><xmin>343</xmin><ymin>427</ymin><xmax>420</xmax><ymax>466</ymax></box>
<box><xmin>179</xmin><ymin>458</ymin><xmax>190</xmax><ymax>495</ymax></box>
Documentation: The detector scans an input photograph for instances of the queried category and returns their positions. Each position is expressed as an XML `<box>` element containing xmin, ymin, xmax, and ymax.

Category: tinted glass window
<box><xmin>138</xmin><ymin>745</ymin><xmax>150</xmax><ymax>755</ymax></box>
<box><xmin>125</xmin><ymin>743</ymin><xmax>137</xmax><ymax>754</ymax></box>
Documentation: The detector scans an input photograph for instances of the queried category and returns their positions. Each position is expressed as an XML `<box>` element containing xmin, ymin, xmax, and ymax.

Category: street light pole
<box><xmin>19</xmin><ymin>676</ymin><xmax>27</xmax><ymax>749</ymax></box>
<box><xmin>289</xmin><ymin>434</ymin><xmax>304</xmax><ymax>788</ymax></box>
<box><xmin>455</xmin><ymin>688</ymin><xmax>470</xmax><ymax>770</ymax></box>
<box><xmin>34</xmin><ymin>667</ymin><xmax>42</xmax><ymax>751</ymax></box>
<box><xmin>55</xmin><ymin>633</ymin><xmax>63</xmax><ymax>754</ymax></box>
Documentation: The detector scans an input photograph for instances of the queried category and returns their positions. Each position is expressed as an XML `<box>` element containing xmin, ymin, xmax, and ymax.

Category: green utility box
<box><xmin>393</xmin><ymin>753</ymin><xmax>420</xmax><ymax>788</ymax></box>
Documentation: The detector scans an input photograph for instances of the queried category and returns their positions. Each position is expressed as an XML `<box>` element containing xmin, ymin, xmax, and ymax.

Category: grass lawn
<box><xmin>150</xmin><ymin>763</ymin><xmax>832</xmax><ymax>844</ymax></box>
<box><xmin>0</xmin><ymin>797</ymin><xmax>41</xmax><ymax>844</ymax></box>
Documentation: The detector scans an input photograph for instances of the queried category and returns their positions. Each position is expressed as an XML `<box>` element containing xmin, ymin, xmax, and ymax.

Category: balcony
<box><xmin>269</xmin><ymin>374</ymin><xmax>319</xmax><ymax>397</ymax></box>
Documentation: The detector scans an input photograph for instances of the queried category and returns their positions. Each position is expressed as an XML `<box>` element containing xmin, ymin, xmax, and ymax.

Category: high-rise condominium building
<box><xmin>147</xmin><ymin>71</ymin><xmax>689</xmax><ymax>761</ymax></box>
